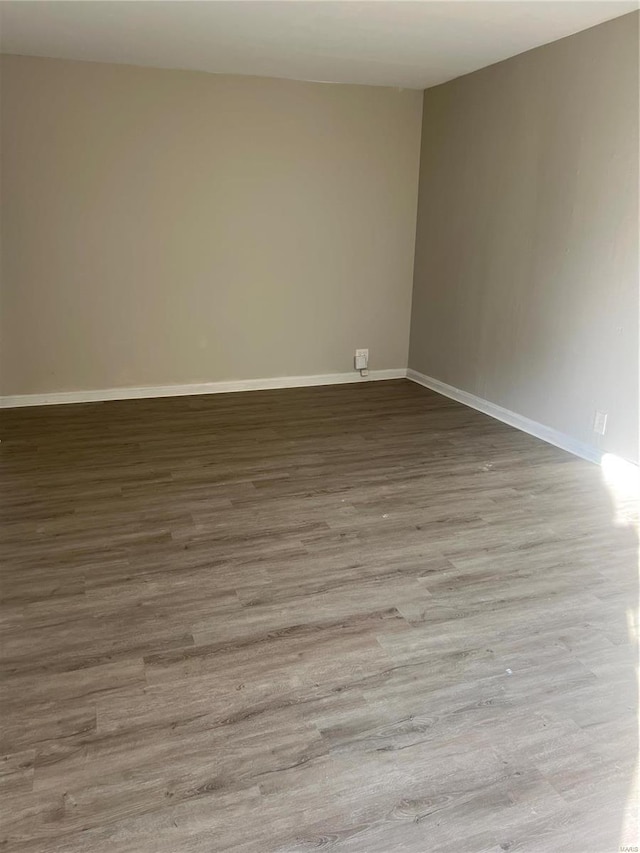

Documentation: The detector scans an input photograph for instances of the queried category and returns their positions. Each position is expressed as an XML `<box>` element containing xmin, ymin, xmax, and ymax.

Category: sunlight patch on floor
<box><xmin>601</xmin><ymin>453</ymin><xmax>640</xmax><ymax>530</ymax></box>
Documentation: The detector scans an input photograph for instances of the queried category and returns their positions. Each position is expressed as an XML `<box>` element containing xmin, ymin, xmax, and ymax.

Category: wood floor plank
<box><xmin>1</xmin><ymin>379</ymin><xmax>637</xmax><ymax>852</ymax></box>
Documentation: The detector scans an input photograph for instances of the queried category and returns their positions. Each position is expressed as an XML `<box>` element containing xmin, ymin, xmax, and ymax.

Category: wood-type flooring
<box><xmin>1</xmin><ymin>380</ymin><xmax>637</xmax><ymax>852</ymax></box>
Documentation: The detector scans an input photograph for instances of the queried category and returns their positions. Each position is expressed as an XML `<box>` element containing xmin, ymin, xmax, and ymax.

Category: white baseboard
<box><xmin>0</xmin><ymin>368</ymin><xmax>614</xmax><ymax>468</ymax></box>
<box><xmin>0</xmin><ymin>368</ymin><xmax>407</xmax><ymax>409</ymax></box>
<box><xmin>406</xmin><ymin>368</ymin><xmax>602</xmax><ymax>465</ymax></box>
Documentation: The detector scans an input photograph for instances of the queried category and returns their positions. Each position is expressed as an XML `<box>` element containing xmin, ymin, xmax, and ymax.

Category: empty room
<box><xmin>0</xmin><ymin>2</ymin><xmax>638</xmax><ymax>851</ymax></box>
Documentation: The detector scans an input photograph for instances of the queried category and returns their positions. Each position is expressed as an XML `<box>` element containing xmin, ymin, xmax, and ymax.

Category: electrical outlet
<box><xmin>354</xmin><ymin>348</ymin><xmax>369</xmax><ymax>371</ymax></box>
<box><xmin>593</xmin><ymin>411</ymin><xmax>608</xmax><ymax>435</ymax></box>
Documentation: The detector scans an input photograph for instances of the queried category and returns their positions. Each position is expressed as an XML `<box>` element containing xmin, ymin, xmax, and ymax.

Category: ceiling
<box><xmin>1</xmin><ymin>1</ymin><xmax>637</xmax><ymax>90</ymax></box>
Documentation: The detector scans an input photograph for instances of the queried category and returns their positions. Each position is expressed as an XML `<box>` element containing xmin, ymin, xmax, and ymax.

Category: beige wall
<box><xmin>0</xmin><ymin>55</ymin><xmax>422</xmax><ymax>395</ymax></box>
<box><xmin>409</xmin><ymin>12</ymin><xmax>639</xmax><ymax>463</ymax></box>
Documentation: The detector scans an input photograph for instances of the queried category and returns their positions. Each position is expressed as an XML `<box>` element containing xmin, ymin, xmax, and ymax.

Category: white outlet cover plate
<box><xmin>593</xmin><ymin>411</ymin><xmax>608</xmax><ymax>435</ymax></box>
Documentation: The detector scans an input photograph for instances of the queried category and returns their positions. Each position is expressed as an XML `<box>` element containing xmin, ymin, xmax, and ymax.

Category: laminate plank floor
<box><xmin>0</xmin><ymin>380</ymin><xmax>637</xmax><ymax>852</ymax></box>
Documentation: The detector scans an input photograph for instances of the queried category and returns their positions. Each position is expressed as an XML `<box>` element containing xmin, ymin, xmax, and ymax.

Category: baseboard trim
<box><xmin>0</xmin><ymin>368</ymin><xmax>407</xmax><ymax>409</ymax></box>
<box><xmin>0</xmin><ymin>369</ymin><xmax>616</xmax><ymax>467</ymax></box>
<box><xmin>406</xmin><ymin>368</ymin><xmax>602</xmax><ymax>465</ymax></box>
